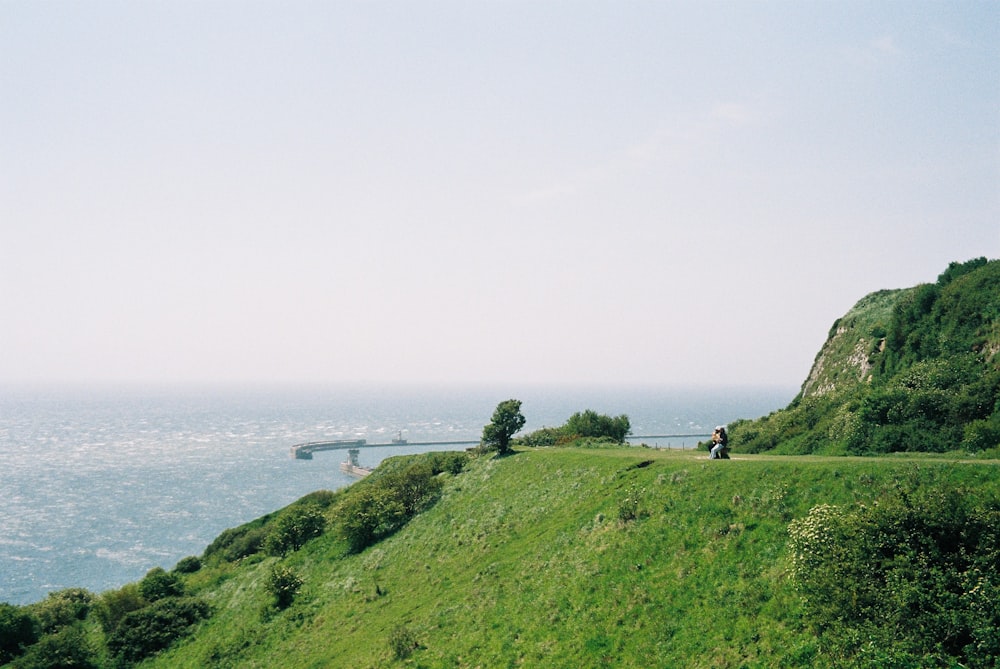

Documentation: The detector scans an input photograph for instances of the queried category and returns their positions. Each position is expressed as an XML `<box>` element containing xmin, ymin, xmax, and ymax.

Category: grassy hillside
<box><xmin>8</xmin><ymin>447</ymin><xmax>996</xmax><ymax>669</ymax></box>
<box><xmin>732</xmin><ymin>258</ymin><xmax>1000</xmax><ymax>456</ymax></box>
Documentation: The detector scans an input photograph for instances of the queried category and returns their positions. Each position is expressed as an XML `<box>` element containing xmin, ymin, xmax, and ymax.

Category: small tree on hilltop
<box><xmin>481</xmin><ymin>399</ymin><xmax>526</xmax><ymax>455</ymax></box>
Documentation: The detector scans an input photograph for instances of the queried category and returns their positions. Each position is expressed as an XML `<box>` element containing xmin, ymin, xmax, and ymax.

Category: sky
<box><xmin>1</xmin><ymin>1</ymin><xmax>998</xmax><ymax>390</ymax></box>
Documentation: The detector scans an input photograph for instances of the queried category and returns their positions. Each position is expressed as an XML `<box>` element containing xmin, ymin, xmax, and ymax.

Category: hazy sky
<box><xmin>2</xmin><ymin>2</ymin><xmax>998</xmax><ymax>389</ymax></box>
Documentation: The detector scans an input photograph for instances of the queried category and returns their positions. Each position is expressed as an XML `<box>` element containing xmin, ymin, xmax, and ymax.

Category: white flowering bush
<box><xmin>787</xmin><ymin>503</ymin><xmax>844</xmax><ymax>583</ymax></box>
<box><xmin>266</xmin><ymin>564</ymin><xmax>303</xmax><ymax>610</ymax></box>
<box><xmin>786</xmin><ymin>483</ymin><xmax>1000</xmax><ymax>668</ymax></box>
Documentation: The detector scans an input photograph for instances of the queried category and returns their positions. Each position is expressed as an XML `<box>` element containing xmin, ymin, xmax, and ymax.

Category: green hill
<box><xmin>731</xmin><ymin>257</ymin><xmax>1000</xmax><ymax>456</ymax></box>
<box><xmin>4</xmin><ymin>449</ymin><xmax>999</xmax><ymax>669</ymax></box>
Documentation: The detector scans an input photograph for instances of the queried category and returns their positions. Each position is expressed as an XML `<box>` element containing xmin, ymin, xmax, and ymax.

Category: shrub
<box><xmin>788</xmin><ymin>480</ymin><xmax>1000</xmax><ymax>667</ymax></box>
<box><xmin>139</xmin><ymin>567</ymin><xmax>185</xmax><ymax>602</ymax></box>
<box><xmin>0</xmin><ymin>602</ymin><xmax>37</xmax><ymax>664</ymax></box>
<box><xmin>518</xmin><ymin>410</ymin><xmax>632</xmax><ymax>447</ymax></box>
<box><xmin>296</xmin><ymin>489</ymin><xmax>338</xmax><ymax>508</ymax></box>
<box><xmin>29</xmin><ymin>588</ymin><xmax>94</xmax><ymax>634</ymax></box>
<box><xmin>426</xmin><ymin>451</ymin><xmax>468</xmax><ymax>475</ymax></box>
<box><xmin>565</xmin><ymin>410</ymin><xmax>631</xmax><ymax>443</ymax></box>
<box><xmin>203</xmin><ymin>519</ymin><xmax>270</xmax><ymax>563</ymax></box>
<box><xmin>388</xmin><ymin>625</ymin><xmax>419</xmax><ymax>660</ymax></box>
<box><xmin>617</xmin><ymin>486</ymin><xmax>643</xmax><ymax>524</ymax></box>
<box><xmin>265</xmin><ymin>565</ymin><xmax>303</xmax><ymax>610</ymax></box>
<box><xmin>380</xmin><ymin>463</ymin><xmax>444</xmax><ymax>516</ymax></box>
<box><xmin>963</xmin><ymin>415</ymin><xmax>1000</xmax><ymax>452</ymax></box>
<box><xmin>331</xmin><ymin>453</ymin><xmax>458</xmax><ymax>554</ymax></box>
<box><xmin>264</xmin><ymin>503</ymin><xmax>326</xmax><ymax>556</ymax></box>
<box><xmin>334</xmin><ymin>485</ymin><xmax>407</xmax><ymax>553</ymax></box>
<box><xmin>11</xmin><ymin>624</ymin><xmax>95</xmax><ymax>669</ymax></box>
<box><xmin>173</xmin><ymin>555</ymin><xmax>202</xmax><ymax>574</ymax></box>
<box><xmin>516</xmin><ymin>426</ymin><xmax>567</xmax><ymax>447</ymax></box>
<box><xmin>94</xmin><ymin>584</ymin><xmax>145</xmax><ymax>635</ymax></box>
<box><xmin>105</xmin><ymin>597</ymin><xmax>210</xmax><ymax>664</ymax></box>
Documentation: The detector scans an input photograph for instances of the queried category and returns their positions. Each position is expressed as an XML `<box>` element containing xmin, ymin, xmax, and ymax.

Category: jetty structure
<box><xmin>290</xmin><ymin>432</ymin><xmax>712</xmax><ymax>478</ymax></box>
<box><xmin>289</xmin><ymin>434</ymin><xmax>482</xmax><ymax>478</ymax></box>
<box><xmin>289</xmin><ymin>439</ymin><xmax>369</xmax><ymax>460</ymax></box>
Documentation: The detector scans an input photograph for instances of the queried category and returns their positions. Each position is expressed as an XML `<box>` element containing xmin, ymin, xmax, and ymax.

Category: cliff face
<box><xmin>799</xmin><ymin>288</ymin><xmax>904</xmax><ymax>398</ymax></box>
<box><xmin>735</xmin><ymin>258</ymin><xmax>1000</xmax><ymax>455</ymax></box>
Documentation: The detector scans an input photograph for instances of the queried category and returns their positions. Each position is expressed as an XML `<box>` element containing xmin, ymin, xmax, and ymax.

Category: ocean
<box><xmin>0</xmin><ymin>384</ymin><xmax>794</xmax><ymax>605</ymax></box>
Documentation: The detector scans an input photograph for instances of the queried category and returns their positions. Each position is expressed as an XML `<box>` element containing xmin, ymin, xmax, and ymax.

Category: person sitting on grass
<box><xmin>709</xmin><ymin>425</ymin><xmax>729</xmax><ymax>459</ymax></box>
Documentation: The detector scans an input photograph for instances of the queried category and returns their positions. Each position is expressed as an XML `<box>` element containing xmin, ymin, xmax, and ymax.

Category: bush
<box><xmin>94</xmin><ymin>584</ymin><xmax>145</xmax><ymax>635</ymax></box>
<box><xmin>518</xmin><ymin>410</ymin><xmax>632</xmax><ymax>447</ymax></box>
<box><xmin>617</xmin><ymin>485</ymin><xmax>643</xmax><ymax>524</ymax></box>
<box><xmin>139</xmin><ymin>567</ymin><xmax>185</xmax><ymax>602</ymax></box>
<box><xmin>296</xmin><ymin>489</ymin><xmax>338</xmax><ymax>508</ymax></box>
<box><xmin>203</xmin><ymin>522</ymin><xmax>269</xmax><ymax>563</ymax></box>
<box><xmin>264</xmin><ymin>503</ymin><xmax>326</xmax><ymax>556</ymax></box>
<box><xmin>516</xmin><ymin>426</ymin><xmax>568</xmax><ymax>447</ymax></box>
<box><xmin>380</xmin><ymin>463</ymin><xmax>444</xmax><ymax>516</ymax></box>
<box><xmin>11</xmin><ymin>624</ymin><xmax>95</xmax><ymax>669</ymax></box>
<box><xmin>388</xmin><ymin>625</ymin><xmax>419</xmax><ymax>660</ymax></box>
<box><xmin>426</xmin><ymin>451</ymin><xmax>468</xmax><ymax>475</ymax></box>
<box><xmin>29</xmin><ymin>588</ymin><xmax>94</xmax><ymax>635</ymax></box>
<box><xmin>265</xmin><ymin>565</ymin><xmax>303</xmax><ymax>610</ymax></box>
<box><xmin>565</xmin><ymin>410</ymin><xmax>631</xmax><ymax>443</ymax></box>
<box><xmin>0</xmin><ymin>602</ymin><xmax>37</xmax><ymax>664</ymax></box>
<box><xmin>788</xmin><ymin>479</ymin><xmax>1000</xmax><ymax>667</ymax></box>
<box><xmin>334</xmin><ymin>485</ymin><xmax>407</xmax><ymax>553</ymax></box>
<box><xmin>105</xmin><ymin>597</ymin><xmax>210</xmax><ymax>664</ymax></box>
<box><xmin>331</xmin><ymin>453</ymin><xmax>458</xmax><ymax>554</ymax></box>
<box><xmin>173</xmin><ymin>555</ymin><xmax>202</xmax><ymax>574</ymax></box>
<box><xmin>963</xmin><ymin>415</ymin><xmax>1000</xmax><ymax>452</ymax></box>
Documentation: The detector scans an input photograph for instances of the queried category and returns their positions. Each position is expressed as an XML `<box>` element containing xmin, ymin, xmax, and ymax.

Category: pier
<box><xmin>290</xmin><ymin>434</ymin><xmax>711</xmax><ymax>461</ymax></box>
<box><xmin>289</xmin><ymin>438</ymin><xmax>480</xmax><ymax>460</ymax></box>
<box><xmin>290</xmin><ymin>436</ymin><xmax>482</xmax><ymax>479</ymax></box>
<box><xmin>289</xmin><ymin>434</ymin><xmax>712</xmax><ymax>479</ymax></box>
<box><xmin>289</xmin><ymin>439</ymin><xmax>368</xmax><ymax>460</ymax></box>
<box><xmin>626</xmin><ymin>433</ymin><xmax>712</xmax><ymax>442</ymax></box>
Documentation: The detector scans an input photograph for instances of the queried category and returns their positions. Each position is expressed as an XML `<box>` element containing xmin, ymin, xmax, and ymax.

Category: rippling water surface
<box><xmin>0</xmin><ymin>384</ymin><xmax>792</xmax><ymax>604</ymax></box>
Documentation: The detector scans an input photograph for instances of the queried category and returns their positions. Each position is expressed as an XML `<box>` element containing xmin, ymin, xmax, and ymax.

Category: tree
<box><xmin>481</xmin><ymin>399</ymin><xmax>526</xmax><ymax>455</ymax></box>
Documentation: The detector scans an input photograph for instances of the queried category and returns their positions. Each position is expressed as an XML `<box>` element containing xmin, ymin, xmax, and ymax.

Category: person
<box><xmin>709</xmin><ymin>425</ymin><xmax>729</xmax><ymax>459</ymax></box>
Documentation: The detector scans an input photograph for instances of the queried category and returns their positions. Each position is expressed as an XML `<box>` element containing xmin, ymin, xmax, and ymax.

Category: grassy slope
<box><xmin>143</xmin><ymin>448</ymin><xmax>1000</xmax><ymax>669</ymax></box>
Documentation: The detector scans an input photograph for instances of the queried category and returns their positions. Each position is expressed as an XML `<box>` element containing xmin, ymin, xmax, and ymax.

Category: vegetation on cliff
<box><xmin>731</xmin><ymin>258</ymin><xmax>1000</xmax><ymax>456</ymax></box>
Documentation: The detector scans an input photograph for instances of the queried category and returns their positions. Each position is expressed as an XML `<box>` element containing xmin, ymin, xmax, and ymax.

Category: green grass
<box><xmin>131</xmin><ymin>447</ymin><xmax>999</xmax><ymax>669</ymax></box>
